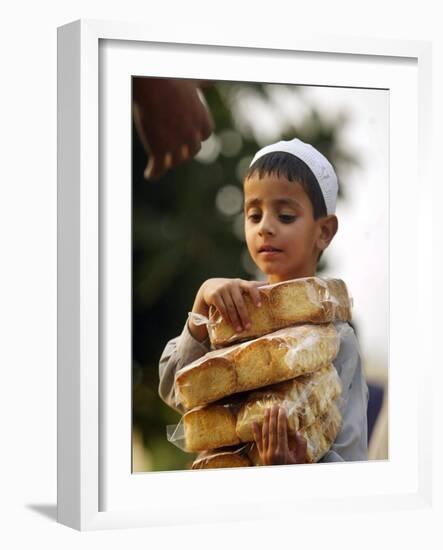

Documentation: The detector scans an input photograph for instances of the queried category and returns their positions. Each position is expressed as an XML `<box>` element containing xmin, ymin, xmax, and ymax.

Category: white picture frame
<box><xmin>57</xmin><ymin>19</ymin><xmax>433</xmax><ymax>531</ymax></box>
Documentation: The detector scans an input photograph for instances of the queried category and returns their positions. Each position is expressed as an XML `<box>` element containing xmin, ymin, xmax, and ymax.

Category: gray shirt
<box><xmin>158</xmin><ymin>320</ymin><xmax>368</xmax><ymax>462</ymax></box>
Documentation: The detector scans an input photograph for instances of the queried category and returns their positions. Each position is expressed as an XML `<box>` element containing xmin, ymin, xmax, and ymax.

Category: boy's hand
<box><xmin>189</xmin><ymin>278</ymin><xmax>263</xmax><ymax>341</ymax></box>
<box><xmin>199</xmin><ymin>278</ymin><xmax>263</xmax><ymax>333</ymax></box>
<box><xmin>252</xmin><ymin>405</ymin><xmax>308</xmax><ymax>465</ymax></box>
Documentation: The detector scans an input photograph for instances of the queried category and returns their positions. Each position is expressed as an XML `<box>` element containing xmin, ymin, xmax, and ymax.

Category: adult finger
<box><xmin>200</xmin><ymin>115</ymin><xmax>214</xmax><ymax>142</ymax></box>
<box><xmin>163</xmin><ymin>152</ymin><xmax>173</xmax><ymax>171</ymax></box>
<box><xmin>221</xmin><ymin>289</ymin><xmax>243</xmax><ymax>333</ymax></box>
<box><xmin>143</xmin><ymin>148</ymin><xmax>174</xmax><ymax>180</ymax></box>
<box><xmin>133</xmin><ymin>105</ymin><xmax>168</xmax><ymax>181</ymax></box>
<box><xmin>187</xmin><ymin>133</ymin><xmax>203</xmax><ymax>158</ymax></box>
<box><xmin>160</xmin><ymin>146</ymin><xmax>190</xmax><ymax>174</ymax></box>
<box><xmin>170</xmin><ymin>131</ymin><xmax>202</xmax><ymax>167</ymax></box>
<box><xmin>144</xmin><ymin>155</ymin><xmax>164</xmax><ymax>180</ymax></box>
<box><xmin>172</xmin><ymin>144</ymin><xmax>191</xmax><ymax>166</ymax></box>
<box><xmin>143</xmin><ymin>156</ymin><xmax>156</xmax><ymax>180</ymax></box>
<box><xmin>230</xmin><ymin>284</ymin><xmax>251</xmax><ymax>331</ymax></box>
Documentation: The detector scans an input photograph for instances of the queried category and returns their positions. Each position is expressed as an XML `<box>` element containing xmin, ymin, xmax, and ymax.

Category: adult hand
<box><xmin>133</xmin><ymin>78</ymin><xmax>214</xmax><ymax>180</ymax></box>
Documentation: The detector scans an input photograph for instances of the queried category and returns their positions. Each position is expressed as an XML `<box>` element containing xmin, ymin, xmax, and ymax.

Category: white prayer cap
<box><xmin>249</xmin><ymin>137</ymin><xmax>338</xmax><ymax>215</ymax></box>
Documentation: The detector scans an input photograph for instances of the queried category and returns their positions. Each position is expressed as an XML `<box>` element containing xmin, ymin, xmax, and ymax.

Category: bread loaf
<box><xmin>183</xmin><ymin>403</ymin><xmax>241</xmax><ymax>452</ymax></box>
<box><xmin>175</xmin><ymin>323</ymin><xmax>339</xmax><ymax>410</ymax></box>
<box><xmin>180</xmin><ymin>364</ymin><xmax>341</xmax><ymax>452</ymax></box>
<box><xmin>191</xmin><ymin>447</ymin><xmax>252</xmax><ymax>469</ymax></box>
<box><xmin>208</xmin><ymin>277</ymin><xmax>351</xmax><ymax>347</ymax></box>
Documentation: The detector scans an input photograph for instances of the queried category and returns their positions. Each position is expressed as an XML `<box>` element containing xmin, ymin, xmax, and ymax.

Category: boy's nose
<box><xmin>258</xmin><ymin>217</ymin><xmax>276</xmax><ymax>236</ymax></box>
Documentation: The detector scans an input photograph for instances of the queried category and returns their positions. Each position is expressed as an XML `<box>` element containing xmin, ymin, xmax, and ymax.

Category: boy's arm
<box><xmin>159</xmin><ymin>277</ymin><xmax>261</xmax><ymax>412</ymax></box>
<box><xmin>158</xmin><ymin>319</ymin><xmax>211</xmax><ymax>413</ymax></box>
<box><xmin>319</xmin><ymin>323</ymin><xmax>369</xmax><ymax>463</ymax></box>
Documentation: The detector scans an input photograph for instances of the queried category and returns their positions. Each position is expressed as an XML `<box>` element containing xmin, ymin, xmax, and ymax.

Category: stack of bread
<box><xmin>168</xmin><ymin>277</ymin><xmax>352</xmax><ymax>469</ymax></box>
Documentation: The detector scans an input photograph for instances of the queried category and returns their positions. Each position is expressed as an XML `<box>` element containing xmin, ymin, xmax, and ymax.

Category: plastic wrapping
<box><xmin>236</xmin><ymin>363</ymin><xmax>342</xmax><ymax>440</ymax></box>
<box><xmin>191</xmin><ymin>445</ymin><xmax>252</xmax><ymax>470</ymax></box>
<box><xmin>168</xmin><ymin>363</ymin><xmax>342</xmax><ymax>453</ymax></box>
<box><xmin>205</xmin><ymin>276</ymin><xmax>352</xmax><ymax>348</ymax></box>
<box><xmin>248</xmin><ymin>401</ymin><xmax>343</xmax><ymax>464</ymax></box>
<box><xmin>167</xmin><ymin>401</ymin><xmax>242</xmax><ymax>452</ymax></box>
<box><xmin>189</xmin><ymin>402</ymin><xmax>342</xmax><ymax>468</ymax></box>
<box><xmin>175</xmin><ymin>322</ymin><xmax>341</xmax><ymax>410</ymax></box>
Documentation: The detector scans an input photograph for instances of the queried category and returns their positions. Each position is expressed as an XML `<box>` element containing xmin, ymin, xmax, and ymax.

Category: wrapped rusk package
<box><xmin>168</xmin><ymin>363</ymin><xmax>342</xmax><ymax>452</ymax></box>
<box><xmin>167</xmin><ymin>402</ymin><xmax>242</xmax><ymax>452</ymax></box>
<box><xmin>191</xmin><ymin>446</ymin><xmax>252</xmax><ymax>470</ymax></box>
<box><xmin>236</xmin><ymin>363</ymin><xmax>342</xmax><ymax>441</ymax></box>
<box><xmin>248</xmin><ymin>402</ymin><xmax>343</xmax><ymax>465</ymax></box>
<box><xmin>207</xmin><ymin>277</ymin><xmax>352</xmax><ymax>347</ymax></box>
<box><xmin>190</xmin><ymin>402</ymin><xmax>343</xmax><ymax>469</ymax></box>
<box><xmin>175</xmin><ymin>323</ymin><xmax>340</xmax><ymax>410</ymax></box>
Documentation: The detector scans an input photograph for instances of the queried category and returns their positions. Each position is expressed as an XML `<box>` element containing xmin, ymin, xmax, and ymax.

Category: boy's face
<box><xmin>244</xmin><ymin>173</ymin><xmax>328</xmax><ymax>283</ymax></box>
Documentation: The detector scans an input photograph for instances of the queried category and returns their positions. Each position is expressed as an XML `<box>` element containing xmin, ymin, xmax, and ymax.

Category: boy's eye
<box><xmin>279</xmin><ymin>214</ymin><xmax>296</xmax><ymax>223</ymax></box>
<box><xmin>247</xmin><ymin>213</ymin><xmax>261</xmax><ymax>222</ymax></box>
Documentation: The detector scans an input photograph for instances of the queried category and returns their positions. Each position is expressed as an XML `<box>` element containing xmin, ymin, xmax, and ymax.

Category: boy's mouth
<box><xmin>258</xmin><ymin>245</ymin><xmax>282</xmax><ymax>253</ymax></box>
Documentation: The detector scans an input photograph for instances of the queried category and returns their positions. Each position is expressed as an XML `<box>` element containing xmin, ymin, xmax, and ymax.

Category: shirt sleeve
<box><xmin>319</xmin><ymin>322</ymin><xmax>369</xmax><ymax>463</ymax></box>
<box><xmin>158</xmin><ymin>319</ymin><xmax>211</xmax><ymax>413</ymax></box>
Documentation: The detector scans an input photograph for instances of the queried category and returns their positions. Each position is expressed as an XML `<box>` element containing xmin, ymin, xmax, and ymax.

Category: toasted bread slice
<box><xmin>208</xmin><ymin>277</ymin><xmax>352</xmax><ymax>347</ymax></box>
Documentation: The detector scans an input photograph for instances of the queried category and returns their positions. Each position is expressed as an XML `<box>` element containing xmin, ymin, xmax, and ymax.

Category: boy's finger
<box><xmin>240</xmin><ymin>280</ymin><xmax>263</xmax><ymax>308</ymax></box>
<box><xmin>252</xmin><ymin>422</ymin><xmax>263</xmax><ymax>454</ymax></box>
<box><xmin>230</xmin><ymin>286</ymin><xmax>251</xmax><ymax>330</ymax></box>
<box><xmin>268</xmin><ymin>405</ymin><xmax>278</xmax><ymax>451</ymax></box>
<box><xmin>251</xmin><ymin>281</ymin><xmax>266</xmax><ymax>294</ymax></box>
<box><xmin>294</xmin><ymin>432</ymin><xmax>308</xmax><ymax>463</ymax></box>
<box><xmin>221</xmin><ymin>290</ymin><xmax>242</xmax><ymax>332</ymax></box>
<box><xmin>211</xmin><ymin>295</ymin><xmax>229</xmax><ymax>325</ymax></box>
<box><xmin>247</xmin><ymin>284</ymin><xmax>262</xmax><ymax>309</ymax></box>
<box><xmin>277</xmin><ymin>407</ymin><xmax>289</xmax><ymax>453</ymax></box>
<box><xmin>262</xmin><ymin>408</ymin><xmax>270</xmax><ymax>450</ymax></box>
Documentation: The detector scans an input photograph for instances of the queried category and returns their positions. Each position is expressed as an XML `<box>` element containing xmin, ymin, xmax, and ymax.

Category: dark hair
<box><xmin>244</xmin><ymin>151</ymin><xmax>327</xmax><ymax>220</ymax></box>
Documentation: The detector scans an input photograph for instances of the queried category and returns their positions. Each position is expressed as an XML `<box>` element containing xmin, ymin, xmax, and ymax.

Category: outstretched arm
<box><xmin>133</xmin><ymin>78</ymin><xmax>214</xmax><ymax>180</ymax></box>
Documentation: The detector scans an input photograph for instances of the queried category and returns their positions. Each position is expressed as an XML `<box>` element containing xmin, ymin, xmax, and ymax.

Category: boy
<box><xmin>159</xmin><ymin>138</ymin><xmax>368</xmax><ymax>465</ymax></box>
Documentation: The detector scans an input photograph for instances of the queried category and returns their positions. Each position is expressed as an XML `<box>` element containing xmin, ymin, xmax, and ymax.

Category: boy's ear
<box><xmin>316</xmin><ymin>215</ymin><xmax>338</xmax><ymax>251</ymax></box>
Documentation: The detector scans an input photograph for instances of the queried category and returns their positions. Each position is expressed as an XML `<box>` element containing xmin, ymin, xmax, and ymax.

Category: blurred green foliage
<box><xmin>132</xmin><ymin>80</ymin><xmax>358</xmax><ymax>471</ymax></box>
